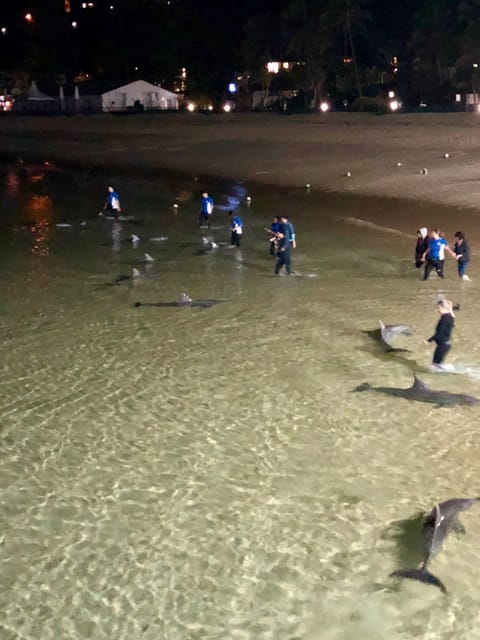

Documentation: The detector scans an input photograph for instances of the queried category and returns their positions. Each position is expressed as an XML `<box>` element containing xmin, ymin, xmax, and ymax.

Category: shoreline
<box><xmin>2</xmin><ymin>111</ymin><xmax>480</xmax><ymax>213</ymax></box>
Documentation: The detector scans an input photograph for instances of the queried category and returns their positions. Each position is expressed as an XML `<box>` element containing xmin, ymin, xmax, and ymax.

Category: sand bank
<box><xmin>1</xmin><ymin>112</ymin><xmax>480</xmax><ymax>211</ymax></box>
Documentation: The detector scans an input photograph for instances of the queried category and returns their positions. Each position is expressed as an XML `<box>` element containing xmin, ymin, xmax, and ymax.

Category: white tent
<box><xmin>26</xmin><ymin>81</ymin><xmax>55</xmax><ymax>101</ymax></box>
<box><xmin>101</xmin><ymin>79</ymin><xmax>179</xmax><ymax>112</ymax></box>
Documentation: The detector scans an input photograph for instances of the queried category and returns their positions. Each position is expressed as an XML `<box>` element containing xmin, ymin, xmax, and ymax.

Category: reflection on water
<box><xmin>1</xmin><ymin>162</ymin><xmax>480</xmax><ymax>639</ymax></box>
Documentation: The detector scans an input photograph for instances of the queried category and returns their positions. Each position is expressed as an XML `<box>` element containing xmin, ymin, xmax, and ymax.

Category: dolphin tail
<box><xmin>390</xmin><ymin>568</ymin><xmax>447</xmax><ymax>594</ymax></box>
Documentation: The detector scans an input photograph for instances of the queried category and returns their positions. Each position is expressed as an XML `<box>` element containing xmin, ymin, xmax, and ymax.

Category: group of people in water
<box><xmin>104</xmin><ymin>186</ymin><xmax>296</xmax><ymax>274</ymax></box>
<box><xmin>103</xmin><ymin>185</ymin><xmax>467</xmax><ymax>371</ymax></box>
<box><xmin>415</xmin><ymin>226</ymin><xmax>471</xmax><ymax>281</ymax></box>
<box><xmin>198</xmin><ymin>191</ymin><xmax>297</xmax><ymax>274</ymax></box>
<box><xmin>415</xmin><ymin>226</ymin><xmax>472</xmax><ymax>371</ymax></box>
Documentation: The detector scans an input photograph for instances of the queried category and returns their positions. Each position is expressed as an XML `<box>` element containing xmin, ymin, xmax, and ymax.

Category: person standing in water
<box><xmin>426</xmin><ymin>298</ymin><xmax>455</xmax><ymax>371</ymax></box>
<box><xmin>199</xmin><ymin>191</ymin><xmax>214</xmax><ymax>229</ymax></box>
<box><xmin>422</xmin><ymin>229</ymin><xmax>456</xmax><ymax>280</ymax></box>
<box><xmin>453</xmin><ymin>230</ymin><xmax>471</xmax><ymax>281</ymax></box>
<box><xmin>230</xmin><ymin>211</ymin><xmax>243</xmax><ymax>246</ymax></box>
<box><xmin>103</xmin><ymin>185</ymin><xmax>121</xmax><ymax>215</ymax></box>
<box><xmin>268</xmin><ymin>215</ymin><xmax>282</xmax><ymax>256</ymax></box>
<box><xmin>415</xmin><ymin>227</ymin><xmax>428</xmax><ymax>268</ymax></box>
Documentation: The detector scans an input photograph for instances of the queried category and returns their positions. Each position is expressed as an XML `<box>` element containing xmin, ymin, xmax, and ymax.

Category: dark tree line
<box><xmin>1</xmin><ymin>0</ymin><xmax>480</xmax><ymax>105</ymax></box>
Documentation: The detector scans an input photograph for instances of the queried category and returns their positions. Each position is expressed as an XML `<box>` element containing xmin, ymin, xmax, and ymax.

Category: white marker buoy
<box><xmin>444</xmin><ymin>153</ymin><xmax>450</xmax><ymax>158</ymax></box>
<box><xmin>346</xmin><ymin>171</ymin><xmax>351</xmax><ymax>177</ymax></box>
<box><xmin>397</xmin><ymin>162</ymin><xmax>402</xmax><ymax>167</ymax></box>
<box><xmin>421</xmin><ymin>168</ymin><xmax>428</xmax><ymax>175</ymax></box>
<box><xmin>305</xmin><ymin>183</ymin><xmax>311</xmax><ymax>189</ymax></box>
<box><xmin>246</xmin><ymin>196</ymin><xmax>252</xmax><ymax>205</ymax></box>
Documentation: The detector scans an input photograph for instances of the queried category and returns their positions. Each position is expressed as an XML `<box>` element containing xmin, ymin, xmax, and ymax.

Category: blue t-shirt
<box><xmin>231</xmin><ymin>216</ymin><xmax>243</xmax><ymax>233</ymax></box>
<box><xmin>428</xmin><ymin>237</ymin><xmax>447</xmax><ymax>260</ymax></box>
<box><xmin>201</xmin><ymin>195</ymin><xmax>214</xmax><ymax>215</ymax></box>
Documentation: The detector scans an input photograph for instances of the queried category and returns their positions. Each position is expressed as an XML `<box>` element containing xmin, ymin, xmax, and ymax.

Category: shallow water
<box><xmin>1</xmin><ymin>162</ymin><xmax>480</xmax><ymax>640</ymax></box>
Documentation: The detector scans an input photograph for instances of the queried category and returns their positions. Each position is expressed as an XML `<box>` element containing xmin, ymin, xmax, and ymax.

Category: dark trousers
<box><xmin>199</xmin><ymin>212</ymin><xmax>210</xmax><ymax>228</ymax></box>
<box><xmin>423</xmin><ymin>258</ymin><xmax>444</xmax><ymax>280</ymax></box>
<box><xmin>230</xmin><ymin>231</ymin><xmax>241</xmax><ymax>246</ymax></box>
<box><xmin>275</xmin><ymin>248</ymin><xmax>291</xmax><ymax>274</ymax></box>
<box><xmin>433</xmin><ymin>342</ymin><xmax>450</xmax><ymax>365</ymax></box>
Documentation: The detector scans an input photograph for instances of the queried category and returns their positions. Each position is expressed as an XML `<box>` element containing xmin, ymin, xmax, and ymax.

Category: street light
<box><xmin>473</xmin><ymin>64</ymin><xmax>479</xmax><ymax>104</ymax></box>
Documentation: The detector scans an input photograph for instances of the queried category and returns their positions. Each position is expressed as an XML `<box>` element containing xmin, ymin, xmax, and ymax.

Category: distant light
<box><xmin>207</xmin><ymin>105</ymin><xmax>213</xmax><ymax>111</ymax></box>
<box><xmin>319</xmin><ymin>101</ymin><xmax>330</xmax><ymax>112</ymax></box>
<box><xmin>25</xmin><ymin>13</ymin><xmax>33</xmax><ymax>22</ymax></box>
<box><xmin>186</xmin><ymin>102</ymin><xmax>195</xmax><ymax>112</ymax></box>
<box><xmin>134</xmin><ymin>66</ymin><xmax>139</xmax><ymax>71</ymax></box>
<box><xmin>71</xmin><ymin>21</ymin><xmax>78</xmax><ymax>28</ymax></box>
<box><xmin>474</xmin><ymin>63</ymin><xmax>479</xmax><ymax>69</ymax></box>
<box><xmin>455</xmin><ymin>94</ymin><xmax>461</xmax><ymax>103</ymax></box>
<box><xmin>1</xmin><ymin>27</ymin><xmax>6</xmax><ymax>35</ymax></box>
<box><xmin>388</xmin><ymin>90</ymin><xmax>395</xmax><ymax>98</ymax></box>
<box><xmin>109</xmin><ymin>4</ymin><xmax>114</xmax><ymax>9</ymax></box>
<box><xmin>389</xmin><ymin>99</ymin><xmax>399</xmax><ymax>111</ymax></box>
<box><xmin>267</xmin><ymin>62</ymin><xmax>280</xmax><ymax>74</ymax></box>
<box><xmin>223</xmin><ymin>103</ymin><xmax>231</xmax><ymax>112</ymax></box>
<box><xmin>228</xmin><ymin>83</ymin><xmax>237</xmax><ymax>93</ymax></box>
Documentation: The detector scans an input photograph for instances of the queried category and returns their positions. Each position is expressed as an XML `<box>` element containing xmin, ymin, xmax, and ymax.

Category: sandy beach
<box><xmin>2</xmin><ymin>111</ymin><xmax>480</xmax><ymax>213</ymax></box>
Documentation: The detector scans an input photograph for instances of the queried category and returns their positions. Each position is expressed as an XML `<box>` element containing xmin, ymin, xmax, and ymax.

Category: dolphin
<box><xmin>390</xmin><ymin>498</ymin><xmax>480</xmax><ymax>593</ymax></box>
<box><xmin>113</xmin><ymin>268</ymin><xmax>142</xmax><ymax>284</ymax></box>
<box><xmin>354</xmin><ymin>373</ymin><xmax>480</xmax><ymax>407</ymax></box>
<box><xmin>133</xmin><ymin>292</ymin><xmax>222</xmax><ymax>309</ymax></box>
<box><xmin>379</xmin><ymin>320</ymin><xmax>412</xmax><ymax>352</ymax></box>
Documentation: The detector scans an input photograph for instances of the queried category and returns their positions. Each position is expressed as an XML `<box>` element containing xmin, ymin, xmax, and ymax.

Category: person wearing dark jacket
<box><xmin>415</xmin><ymin>227</ymin><xmax>428</xmax><ymax>268</ymax></box>
<box><xmin>453</xmin><ymin>230</ymin><xmax>471</xmax><ymax>281</ymax></box>
<box><xmin>274</xmin><ymin>230</ymin><xmax>292</xmax><ymax>275</ymax></box>
<box><xmin>427</xmin><ymin>299</ymin><xmax>455</xmax><ymax>370</ymax></box>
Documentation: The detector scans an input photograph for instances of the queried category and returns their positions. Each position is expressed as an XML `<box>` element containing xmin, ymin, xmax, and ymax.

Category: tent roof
<box><xmin>101</xmin><ymin>79</ymin><xmax>178</xmax><ymax>98</ymax></box>
<box><xmin>26</xmin><ymin>81</ymin><xmax>55</xmax><ymax>101</ymax></box>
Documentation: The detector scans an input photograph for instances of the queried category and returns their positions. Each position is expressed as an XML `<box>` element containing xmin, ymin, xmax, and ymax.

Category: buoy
<box><xmin>305</xmin><ymin>183</ymin><xmax>311</xmax><ymax>189</ymax></box>
<box><xmin>421</xmin><ymin>168</ymin><xmax>428</xmax><ymax>175</ymax></box>
<box><xmin>346</xmin><ymin>171</ymin><xmax>351</xmax><ymax>177</ymax></box>
<box><xmin>397</xmin><ymin>162</ymin><xmax>402</xmax><ymax>167</ymax></box>
<box><xmin>173</xmin><ymin>203</ymin><xmax>179</xmax><ymax>208</ymax></box>
<box><xmin>246</xmin><ymin>196</ymin><xmax>252</xmax><ymax>204</ymax></box>
<box><xmin>444</xmin><ymin>153</ymin><xmax>449</xmax><ymax>158</ymax></box>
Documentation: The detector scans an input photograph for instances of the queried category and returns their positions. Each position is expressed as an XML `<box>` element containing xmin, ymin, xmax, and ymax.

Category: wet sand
<box><xmin>2</xmin><ymin>112</ymin><xmax>480</xmax><ymax>215</ymax></box>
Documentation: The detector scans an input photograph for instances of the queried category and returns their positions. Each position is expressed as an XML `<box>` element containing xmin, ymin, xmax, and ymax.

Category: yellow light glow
<box><xmin>186</xmin><ymin>102</ymin><xmax>195</xmax><ymax>112</ymax></box>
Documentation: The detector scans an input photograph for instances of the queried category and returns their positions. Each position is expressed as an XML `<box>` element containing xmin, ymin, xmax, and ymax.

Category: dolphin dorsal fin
<box><xmin>413</xmin><ymin>374</ymin><xmax>430</xmax><ymax>392</ymax></box>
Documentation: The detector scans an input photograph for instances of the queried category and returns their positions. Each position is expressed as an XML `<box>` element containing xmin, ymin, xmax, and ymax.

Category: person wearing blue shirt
<box><xmin>103</xmin><ymin>185</ymin><xmax>121</xmax><ymax>215</ymax></box>
<box><xmin>422</xmin><ymin>229</ymin><xmax>455</xmax><ymax>280</ymax></box>
<box><xmin>230</xmin><ymin>211</ymin><xmax>243</xmax><ymax>246</ymax></box>
<box><xmin>199</xmin><ymin>191</ymin><xmax>214</xmax><ymax>229</ymax></box>
<box><xmin>280</xmin><ymin>215</ymin><xmax>296</xmax><ymax>249</ymax></box>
